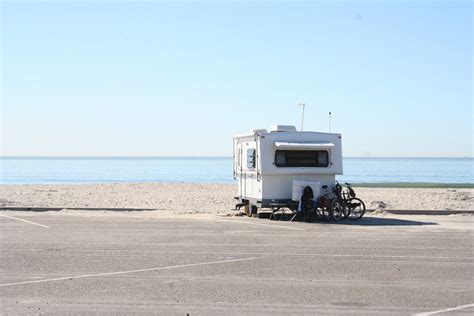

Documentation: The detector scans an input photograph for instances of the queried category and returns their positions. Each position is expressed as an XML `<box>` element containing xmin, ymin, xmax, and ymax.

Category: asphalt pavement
<box><xmin>1</xmin><ymin>212</ymin><xmax>473</xmax><ymax>315</ymax></box>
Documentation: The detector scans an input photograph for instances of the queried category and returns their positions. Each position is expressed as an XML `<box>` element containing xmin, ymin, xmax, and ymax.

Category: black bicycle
<box><xmin>330</xmin><ymin>181</ymin><xmax>366</xmax><ymax>221</ymax></box>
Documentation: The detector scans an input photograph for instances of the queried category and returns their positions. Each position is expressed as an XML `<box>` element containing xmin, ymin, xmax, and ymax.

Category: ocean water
<box><xmin>0</xmin><ymin>157</ymin><xmax>472</xmax><ymax>185</ymax></box>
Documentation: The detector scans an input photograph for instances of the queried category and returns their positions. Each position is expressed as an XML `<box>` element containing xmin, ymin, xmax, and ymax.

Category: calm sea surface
<box><xmin>0</xmin><ymin>157</ymin><xmax>472</xmax><ymax>185</ymax></box>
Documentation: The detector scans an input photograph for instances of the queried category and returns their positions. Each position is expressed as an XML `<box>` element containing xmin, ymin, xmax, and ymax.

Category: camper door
<box><xmin>243</xmin><ymin>142</ymin><xmax>257</xmax><ymax>198</ymax></box>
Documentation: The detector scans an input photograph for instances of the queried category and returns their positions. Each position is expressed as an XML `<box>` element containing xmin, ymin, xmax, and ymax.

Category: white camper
<box><xmin>233</xmin><ymin>125</ymin><xmax>343</xmax><ymax>216</ymax></box>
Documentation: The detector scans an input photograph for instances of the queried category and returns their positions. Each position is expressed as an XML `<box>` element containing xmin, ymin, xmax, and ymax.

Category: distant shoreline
<box><xmin>0</xmin><ymin>156</ymin><xmax>473</xmax><ymax>159</ymax></box>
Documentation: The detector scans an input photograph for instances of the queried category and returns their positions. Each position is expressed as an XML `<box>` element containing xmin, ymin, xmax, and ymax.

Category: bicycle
<box><xmin>330</xmin><ymin>181</ymin><xmax>366</xmax><ymax>221</ymax></box>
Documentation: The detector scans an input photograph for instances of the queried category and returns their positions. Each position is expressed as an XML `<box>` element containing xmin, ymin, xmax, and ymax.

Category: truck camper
<box><xmin>233</xmin><ymin>125</ymin><xmax>343</xmax><ymax>216</ymax></box>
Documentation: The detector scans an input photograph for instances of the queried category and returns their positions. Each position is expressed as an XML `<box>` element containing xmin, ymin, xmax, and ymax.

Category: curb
<box><xmin>0</xmin><ymin>207</ymin><xmax>161</xmax><ymax>212</ymax></box>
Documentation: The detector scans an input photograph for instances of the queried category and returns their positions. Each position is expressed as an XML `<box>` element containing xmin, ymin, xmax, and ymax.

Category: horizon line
<box><xmin>1</xmin><ymin>155</ymin><xmax>472</xmax><ymax>159</ymax></box>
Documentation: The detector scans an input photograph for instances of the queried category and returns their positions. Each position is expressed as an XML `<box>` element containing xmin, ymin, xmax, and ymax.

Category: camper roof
<box><xmin>233</xmin><ymin>124</ymin><xmax>339</xmax><ymax>139</ymax></box>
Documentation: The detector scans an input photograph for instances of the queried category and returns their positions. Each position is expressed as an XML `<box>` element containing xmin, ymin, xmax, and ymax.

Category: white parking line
<box><xmin>0</xmin><ymin>214</ymin><xmax>49</xmax><ymax>228</ymax></box>
<box><xmin>0</xmin><ymin>257</ymin><xmax>257</xmax><ymax>287</ymax></box>
<box><xmin>414</xmin><ymin>303</ymin><xmax>474</xmax><ymax>315</ymax></box>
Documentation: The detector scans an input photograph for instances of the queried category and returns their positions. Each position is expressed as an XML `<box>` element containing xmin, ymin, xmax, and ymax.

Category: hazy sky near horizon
<box><xmin>1</xmin><ymin>0</ymin><xmax>472</xmax><ymax>157</ymax></box>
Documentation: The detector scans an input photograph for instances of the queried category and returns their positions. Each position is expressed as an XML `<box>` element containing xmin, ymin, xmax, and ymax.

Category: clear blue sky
<box><xmin>1</xmin><ymin>0</ymin><xmax>472</xmax><ymax>157</ymax></box>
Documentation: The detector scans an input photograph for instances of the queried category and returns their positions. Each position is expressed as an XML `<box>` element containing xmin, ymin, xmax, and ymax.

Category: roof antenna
<box><xmin>297</xmin><ymin>102</ymin><xmax>305</xmax><ymax>131</ymax></box>
<box><xmin>329</xmin><ymin>111</ymin><xmax>332</xmax><ymax>132</ymax></box>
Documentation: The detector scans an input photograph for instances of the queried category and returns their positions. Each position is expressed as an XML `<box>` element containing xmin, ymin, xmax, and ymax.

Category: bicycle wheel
<box><xmin>346</xmin><ymin>198</ymin><xmax>366</xmax><ymax>220</ymax></box>
<box><xmin>330</xmin><ymin>199</ymin><xmax>345</xmax><ymax>221</ymax></box>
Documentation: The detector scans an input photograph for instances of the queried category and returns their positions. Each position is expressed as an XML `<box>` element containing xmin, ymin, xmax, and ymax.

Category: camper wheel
<box><xmin>248</xmin><ymin>205</ymin><xmax>258</xmax><ymax>217</ymax></box>
<box><xmin>243</xmin><ymin>203</ymin><xmax>249</xmax><ymax>216</ymax></box>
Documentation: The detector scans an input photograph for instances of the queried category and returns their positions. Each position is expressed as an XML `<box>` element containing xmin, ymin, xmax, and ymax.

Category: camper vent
<box><xmin>252</xmin><ymin>128</ymin><xmax>267</xmax><ymax>134</ymax></box>
<box><xmin>270</xmin><ymin>125</ymin><xmax>297</xmax><ymax>133</ymax></box>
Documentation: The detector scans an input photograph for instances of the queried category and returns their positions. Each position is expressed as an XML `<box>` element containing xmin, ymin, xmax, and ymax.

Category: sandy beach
<box><xmin>0</xmin><ymin>183</ymin><xmax>472</xmax><ymax>214</ymax></box>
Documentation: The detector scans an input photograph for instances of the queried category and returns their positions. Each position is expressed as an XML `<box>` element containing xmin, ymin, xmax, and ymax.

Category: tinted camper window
<box><xmin>275</xmin><ymin>150</ymin><xmax>329</xmax><ymax>167</ymax></box>
<box><xmin>247</xmin><ymin>149</ymin><xmax>256</xmax><ymax>169</ymax></box>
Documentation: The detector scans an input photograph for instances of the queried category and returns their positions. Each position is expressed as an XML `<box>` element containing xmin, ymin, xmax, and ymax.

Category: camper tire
<box><xmin>248</xmin><ymin>205</ymin><xmax>258</xmax><ymax>217</ymax></box>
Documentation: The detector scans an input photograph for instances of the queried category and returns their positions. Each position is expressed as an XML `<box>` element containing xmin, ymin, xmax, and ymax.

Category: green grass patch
<box><xmin>352</xmin><ymin>182</ymin><xmax>474</xmax><ymax>189</ymax></box>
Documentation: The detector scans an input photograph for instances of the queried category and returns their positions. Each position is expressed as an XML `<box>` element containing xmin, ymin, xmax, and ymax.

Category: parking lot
<box><xmin>1</xmin><ymin>211</ymin><xmax>473</xmax><ymax>315</ymax></box>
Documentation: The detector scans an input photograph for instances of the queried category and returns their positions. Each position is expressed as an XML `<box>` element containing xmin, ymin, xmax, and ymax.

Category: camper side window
<box><xmin>275</xmin><ymin>150</ymin><xmax>329</xmax><ymax>167</ymax></box>
<box><xmin>246</xmin><ymin>149</ymin><xmax>256</xmax><ymax>169</ymax></box>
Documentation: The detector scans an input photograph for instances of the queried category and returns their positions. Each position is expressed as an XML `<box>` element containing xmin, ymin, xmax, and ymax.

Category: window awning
<box><xmin>274</xmin><ymin>142</ymin><xmax>335</xmax><ymax>150</ymax></box>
